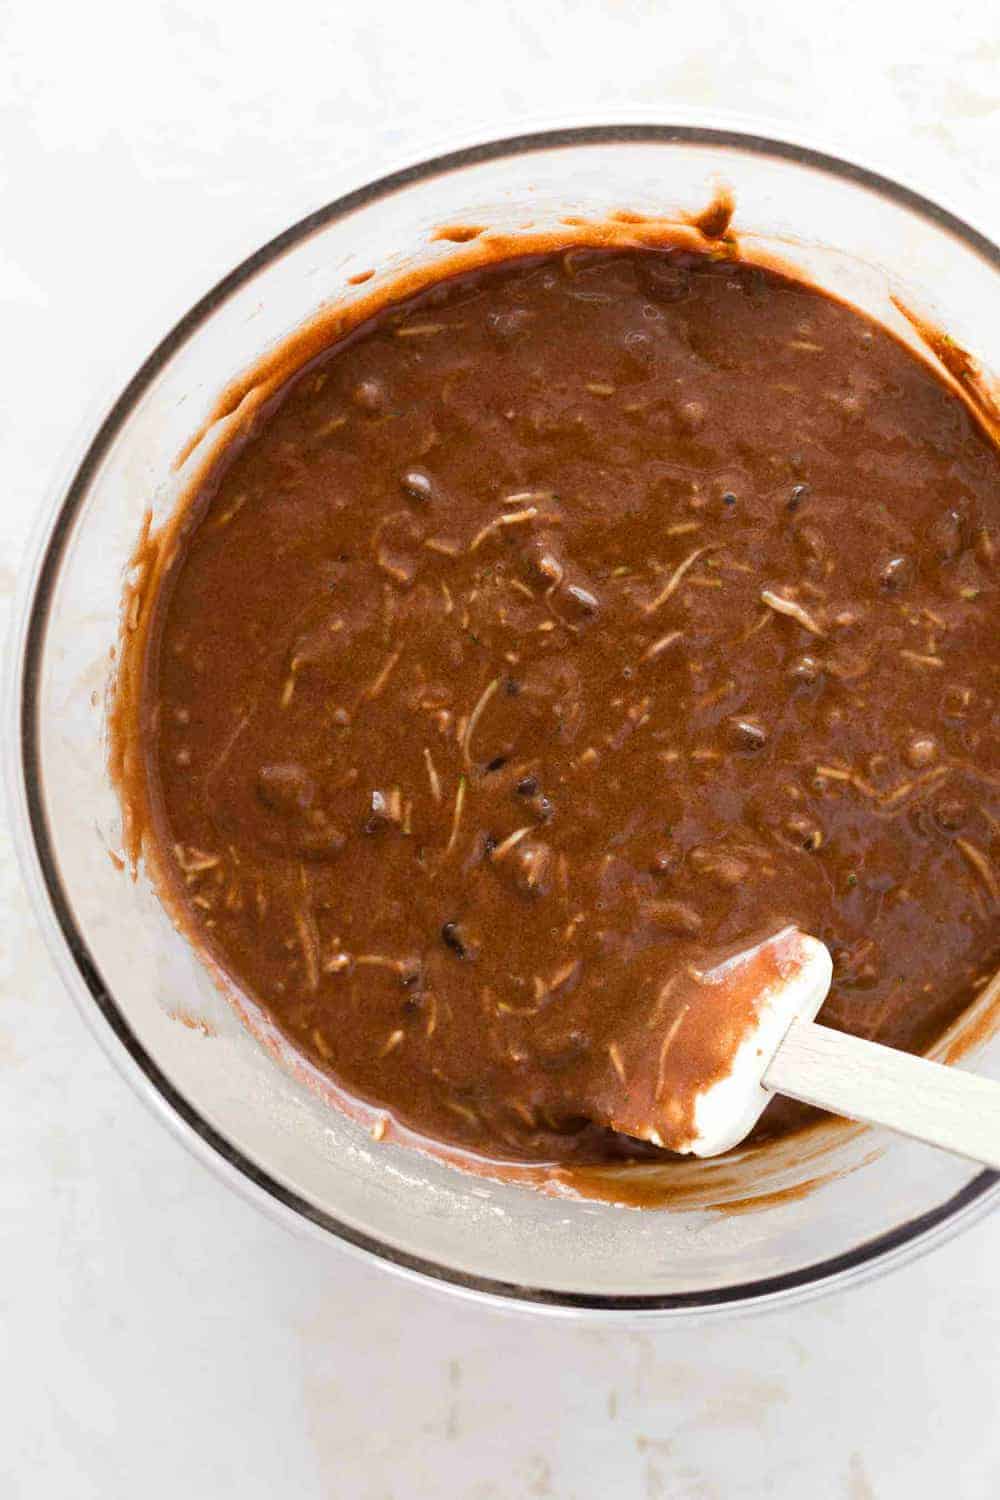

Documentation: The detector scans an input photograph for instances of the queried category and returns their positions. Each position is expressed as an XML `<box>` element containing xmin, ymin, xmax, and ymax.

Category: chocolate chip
<box><xmin>353</xmin><ymin>378</ymin><xmax>386</xmax><ymax>412</ymax></box>
<box><xmin>487</xmin><ymin>308</ymin><xmax>533</xmax><ymax>346</ymax></box>
<box><xmin>785</xmin><ymin>814</ymin><xmax>823</xmax><ymax>851</ymax></box>
<box><xmin>401</xmin><ymin>468</ymin><xmax>434</xmax><ymax>502</ymax></box>
<box><xmin>729</xmin><ymin>718</ymin><xmax>768</xmax><ymax>752</ymax></box>
<box><xmin>441</xmin><ymin>922</ymin><xmax>468</xmax><ymax>958</ymax></box>
<box><xmin>929</xmin><ymin>508</ymin><xmax>965</xmax><ymax>562</ymax></box>
<box><xmin>256</xmin><ymin>763</ymin><xmax>316</xmax><ymax>813</ymax></box>
<box><xmin>364</xmin><ymin>789</ymin><xmax>389</xmax><ymax>834</ymax></box>
<box><xmin>678</xmin><ymin>399</ymin><xmax>706</xmax><ymax>433</ymax></box>
<box><xmin>649</xmin><ymin>850</ymin><xmax>677</xmax><ymax>876</ymax></box>
<box><xmin>791</xmin><ymin>655</ymin><xmax>822</xmax><ymax>686</ymax></box>
<box><xmin>905</xmin><ymin>735</ymin><xmax>938</xmax><ymax>769</ymax></box>
<box><xmin>934</xmin><ymin>798</ymin><xmax>968</xmax><ymax>832</ymax></box>
<box><xmin>880</xmin><ymin>555</ymin><xmax>914</xmax><ymax>591</ymax></box>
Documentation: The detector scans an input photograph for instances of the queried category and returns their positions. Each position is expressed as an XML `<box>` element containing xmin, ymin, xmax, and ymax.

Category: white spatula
<box><xmin>602</xmin><ymin>928</ymin><xmax>1000</xmax><ymax>1169</ymax></box>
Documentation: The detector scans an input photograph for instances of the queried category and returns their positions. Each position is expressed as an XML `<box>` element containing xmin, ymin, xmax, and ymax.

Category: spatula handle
<box><xmin>765</xmin><ymin>1018</ymin><xmax>1000</xmax><ymax>1172</ymax></box>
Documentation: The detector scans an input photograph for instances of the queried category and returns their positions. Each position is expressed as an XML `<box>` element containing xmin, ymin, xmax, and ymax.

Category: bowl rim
<box><xmin>11</xmin><ymin>118</ymin><xmax>1000</xmax><ymax>1317</ymax></box>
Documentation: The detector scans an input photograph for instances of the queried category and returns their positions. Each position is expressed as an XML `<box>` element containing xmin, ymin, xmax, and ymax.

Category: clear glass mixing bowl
<box><xmin>9</xmin><ymin>123</ymin><xmax>1000</xmax><ymax>1318</ymax></box>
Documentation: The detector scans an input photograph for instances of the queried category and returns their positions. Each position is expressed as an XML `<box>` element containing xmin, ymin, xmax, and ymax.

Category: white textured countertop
<box><xmin>2</xmin><ymin>3</ymin><xmax>998</xmax><ymax>1495</ymax></box>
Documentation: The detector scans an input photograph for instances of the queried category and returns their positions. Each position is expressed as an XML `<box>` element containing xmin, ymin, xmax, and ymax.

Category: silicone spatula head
<box><xmin>592</xmin><ymin>927</ymin><xmax>833</xmax><ymax>1157</ymax></box>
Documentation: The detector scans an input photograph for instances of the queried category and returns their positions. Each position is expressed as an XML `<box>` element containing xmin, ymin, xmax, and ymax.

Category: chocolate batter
<box><xmin>128</xmin><ymin>245</ymin><xmax>1000</xmax><ymax>1171</ymax></box>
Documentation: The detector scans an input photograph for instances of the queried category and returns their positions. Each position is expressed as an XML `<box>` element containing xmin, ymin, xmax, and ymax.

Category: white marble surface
<box><xmin>2</xmin><ymin>2</ymin><xmax>999</xmax><ymax>1495</ymax></box>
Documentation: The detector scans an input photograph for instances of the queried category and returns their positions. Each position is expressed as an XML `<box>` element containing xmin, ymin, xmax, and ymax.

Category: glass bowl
<box><xmin>9</xmin><ymin>122</ymin><xmax>1000</xmax><ymax>1318</ymax></box>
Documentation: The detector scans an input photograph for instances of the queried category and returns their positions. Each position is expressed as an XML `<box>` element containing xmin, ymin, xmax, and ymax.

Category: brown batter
<box><xmin>128</xmin><ymin>245</ymin><xmax>1000</xmax><ymax>1173</ymax></box>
